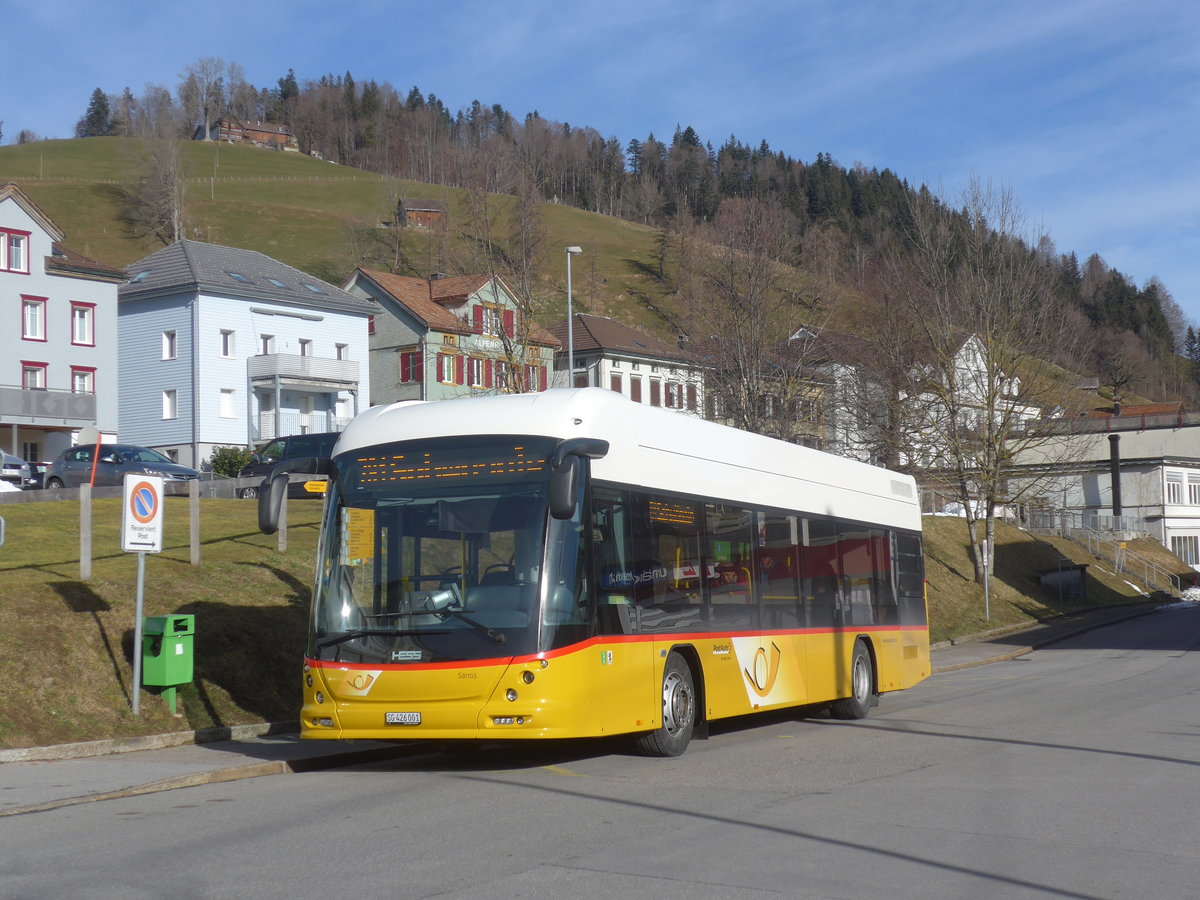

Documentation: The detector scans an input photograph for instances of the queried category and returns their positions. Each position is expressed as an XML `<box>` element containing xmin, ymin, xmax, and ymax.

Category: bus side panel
<box><xmin>693</xmin><ymin>632</ymin><xmax>810</xmax><ymax>722</ymax></box>
<box><xmin>874</xmin><ymin>633</ymin><xmax>904</xmax><ymax>692</ymax></box>
<box><xmin>901</xmin><ymin>629</ymin><xmax>932</xmax><ymax>688</ymax></box>
<box><xmin>529</xmin><ymin>639</ymin><xmax>658</xmax><ymax>738</ymax></box>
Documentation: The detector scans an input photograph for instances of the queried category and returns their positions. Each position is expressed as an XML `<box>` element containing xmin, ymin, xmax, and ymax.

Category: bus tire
<box><xmin>636</xmin><ymin>652</ymin><xmax>695</xmax><ymax>757</ymax></box>
<box><xmin>831</xmin><ymin>639</ymin><xmax>874</xmax><ymax>720</ymax></box>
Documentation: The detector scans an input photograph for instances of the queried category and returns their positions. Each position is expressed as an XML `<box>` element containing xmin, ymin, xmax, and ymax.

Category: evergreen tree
<box><xmin>76</xmin><ymin>88</ymin><xmax>113</xmax><ymax>137</ymax></box>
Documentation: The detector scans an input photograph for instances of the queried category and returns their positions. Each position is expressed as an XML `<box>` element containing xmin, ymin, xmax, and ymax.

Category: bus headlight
<box><xmin>316</xmin><ymin>692</ymin><xmax>325</xmax><ymax>704</ymax></box>
<box><xmin>506</xmin><ymin>689</ymin><xmax>518</xmax><ymax>702</ymax></box>
<box><xmin>521</xmin><ymin>671</ymin><xmax>535</xmax><ymax>684</ymax></box>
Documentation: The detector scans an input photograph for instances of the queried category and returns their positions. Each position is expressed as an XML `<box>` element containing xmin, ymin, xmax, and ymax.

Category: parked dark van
<box><xmin>237</xmin><ymin>432</ymin><xmax>340</xmax><ymax>499</ymax></box>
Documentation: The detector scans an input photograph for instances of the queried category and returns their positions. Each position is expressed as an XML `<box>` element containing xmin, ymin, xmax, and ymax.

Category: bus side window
<box><xmin>633</xmin><ymin>492</ymin><xmax>704</xmax><ymax>633</ymax></box>
<box><xmin>706</xmin><ymin>503</ymin><xmax>754</xmax><ymax>628</ymax></box>
<box><xmin>592</xmin><ymin>487</ymin><xmax>637</xmax><ymax>635</ymax></box>
<box><xmin>803</xmin><ymin>518</ymin><xmax>841</xmax><ymax>628</ymax></box>
<box><xmin>759</xmin><ymin>513</ymin><xmax>801</xmax><ymax>630</ymax></box>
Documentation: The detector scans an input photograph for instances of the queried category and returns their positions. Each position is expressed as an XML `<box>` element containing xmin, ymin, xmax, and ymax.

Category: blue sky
<box><xmin>6</xmin><ymin>0</ymin><xmax>1199</xmax><ymax>324</ymax></box>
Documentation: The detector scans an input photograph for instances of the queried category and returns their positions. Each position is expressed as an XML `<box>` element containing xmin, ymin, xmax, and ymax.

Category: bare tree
<box><xmin>680</xmin><ymin>197</ymin><xmax>827</xmax><ymax>442</ymax></box>
<box><xmin>178</xmin><ymin>57</ymin><xmax>228</xmax><ymax>139</ymax></box>
<box><xmin>890</xmin><ymin>179</ymin><xmax>1090</xmax><ymax>583</ymax></box>
<box><xmin>121</xmin><ymin>136</ymin><xmax>186</xmax><ymax>245</ymax></box>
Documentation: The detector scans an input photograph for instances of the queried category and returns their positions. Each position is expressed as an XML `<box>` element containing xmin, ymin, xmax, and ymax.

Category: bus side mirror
<box><xmin>548</xmin><ymin>438</ymin><xmax>609</xmax><ymax>521</ymax></box>
<box><xmin>549</xmin><ymin>456</ymin><xmax>579</xmax><ymax>520</ymax></box>
<box><xmin>257</xmin><ymin>456</ymin><xmax>333</xmax><ymax>534</ymax></box>
<box><xmin>258</xmin><ymin>471</ymin><xmax>291</xmax><ymax>535</ymax></box>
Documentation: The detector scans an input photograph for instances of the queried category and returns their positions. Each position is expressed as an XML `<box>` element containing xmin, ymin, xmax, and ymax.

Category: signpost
<box><xmin>123</xmin><ymin>474</ymin><xmax>163</xmax><ymax>714</ymax></box>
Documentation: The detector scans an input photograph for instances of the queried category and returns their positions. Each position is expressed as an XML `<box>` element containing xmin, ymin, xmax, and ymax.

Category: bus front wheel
<box><xmin>636</xmin><ymin>652</ymin><xmax>695</xmax><ymax>757</ymax></box>
<box><xmin>831</xmin><ymin>639</ymin><xmax>875</xmax><ymax>720</ymax></box>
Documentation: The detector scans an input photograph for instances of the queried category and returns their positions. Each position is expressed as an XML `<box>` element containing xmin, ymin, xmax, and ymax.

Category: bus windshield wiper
<box><xmin>316</xmin><ymin>628</ymin><xmax>448</xmax><ymax>650</ymax></box>
<box><xmin>438</xmin><ymin>609</ymin><xmax>507</xmax><ymax>645</ymax></box>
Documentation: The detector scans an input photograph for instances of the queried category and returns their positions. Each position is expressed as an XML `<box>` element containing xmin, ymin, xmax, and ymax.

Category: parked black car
<box><xmin>237</xmin><ymin>432</ymin><xmax>340</xmax><ymax>499</ymax></box>
<box><xmin>45</xmin><ymin>444</ymin><xmax>200</xmax><ymax>489</ymax></box>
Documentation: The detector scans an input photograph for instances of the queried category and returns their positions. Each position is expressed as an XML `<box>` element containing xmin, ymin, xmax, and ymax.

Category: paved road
<box><xmin>2</xmin><ymin>603</ymin><xmax>1197</xmax><ymax>899</ymax></box>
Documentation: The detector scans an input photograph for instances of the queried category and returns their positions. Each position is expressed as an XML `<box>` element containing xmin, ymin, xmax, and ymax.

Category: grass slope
<box><xmin>0</xmin><ymin>138</ymin><xmax>674</xmax><ymax>338</ymax></box>
<box><xmin>0</xmin><ymin>496</ymin><xmax>1183</xmax><ymax>751</ymax></box>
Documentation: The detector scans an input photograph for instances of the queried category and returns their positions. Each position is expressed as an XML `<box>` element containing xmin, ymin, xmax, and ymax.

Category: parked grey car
<box><xmin>45</xmin><ymin>444</ymin><xmax>200</xmax><ymax>489</ymax></box>
<box><xmin>1</xmin><ymin>451</ymin><xmax>33</xmax><ymax>488</ymax></box>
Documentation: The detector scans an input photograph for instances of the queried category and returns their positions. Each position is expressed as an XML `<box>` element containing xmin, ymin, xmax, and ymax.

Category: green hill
<box><xmin>0</xmin><ymin>137</ymin><xmax>678</xmax><ymax>338</ymax></box>
<box><xmin>0</xmin><ymin>495</ymin><xmax>1176</xmax><ymax>751</ymax></box>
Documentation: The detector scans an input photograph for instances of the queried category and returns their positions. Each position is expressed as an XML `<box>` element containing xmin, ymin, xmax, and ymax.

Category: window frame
<box><xmin>162</xmin><ymin>330</ymin><xmax>178</xmax><ymax>360</ymax></box>
<box><xmin>70</xmin><ymin>365</ymin><xmax>96</xmax><ymax>394</ymax></box>
<box><xmin>0</xmin><ymin>228</ymin><xmax>31</xmax><ymax>274</ymax></box>
<box><xmin>219</xmin><ymin>329</ymin><xmax>235</xmax><ymax>358</ymax></box>
<box><xmin>21</xmin><ymin>360</ymin><xmax>48</xmax><ymax>389</ymax></box>
<box><xmin>162</xmin><ymin>389</ymin><xmax>178</xmax><ymax>420</ymax></box>
<box><xmin>21</xmin><ymin>295</ymin><xmax>47</xmax><ymax>342</ymax></box>
<box><xmin>70</xmin><ymin>302</ymin><xmax>96</xmax><ymax>347</ymax></box>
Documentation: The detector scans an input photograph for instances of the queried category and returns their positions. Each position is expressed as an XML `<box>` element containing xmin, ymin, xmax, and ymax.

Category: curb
<box><xmin>0</xmin><ymin>720</ymin><xmax>298</xmax><ymax>764</ymax></box>
<box><xmin>0</xmin><ymin>743</ymin><xmax>415</xmax><ymax>818</ymax></box>
<box><xmin>930</xmin><ymin>602</ymin><xmax>1164</xmax><ymax>674</ymax></box>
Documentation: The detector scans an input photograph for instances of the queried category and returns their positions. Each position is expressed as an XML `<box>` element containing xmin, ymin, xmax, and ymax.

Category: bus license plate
<box><xmin>386</xmin><ymin>712</ymin><xmax>421</xmax><ymax>725</ymax></box>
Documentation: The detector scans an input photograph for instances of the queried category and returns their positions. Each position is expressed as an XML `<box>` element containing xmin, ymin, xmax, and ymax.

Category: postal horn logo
<box><xmin>743</xmin><ymin>641</ymin><xmax>782</xmax><ymax>698</ymax></box>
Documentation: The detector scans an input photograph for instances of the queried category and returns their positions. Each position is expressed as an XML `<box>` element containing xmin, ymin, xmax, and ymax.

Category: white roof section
<box><xmin>337</xmin><ymin>389</ymin><xmax>921</xmax><ymax>532</ymax></box>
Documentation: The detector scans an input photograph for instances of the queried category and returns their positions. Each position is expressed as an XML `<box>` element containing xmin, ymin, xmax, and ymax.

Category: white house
<box><xmin>1</xmin><ymin>182</ymin><xmax>124</xmax><ymax>465</ymax></box>
<box><xmin>547</xmin><ymin>313</ymin><xmax>705</xmax><ymax>414</ymax></box>
<box><xmin>902</xmin><ymin>334</ymin><xmax>1043</xmax><ymax>469</ymax></box>
<box><xmin>119</xmin><ymin>241</ymin><xmax>373</xmax><ymax>468</ymax></box>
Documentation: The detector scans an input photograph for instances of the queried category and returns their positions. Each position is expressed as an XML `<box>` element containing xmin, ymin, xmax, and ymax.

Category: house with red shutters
<box><xmin>344</xmin><ymin>270</ymin><xmax>559</xmax><ymax>406</ymax></box>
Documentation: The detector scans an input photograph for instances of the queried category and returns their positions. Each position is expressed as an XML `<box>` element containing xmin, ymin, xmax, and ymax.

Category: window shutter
<box><xmin>503</xmin><ymin>310</ymin><xmax>515</xmax><ymax>338</ymax></box>
<box><xmin>484</xmin><ymin>359</ymin><xmax>493</xmax><ymax>388</ymax></box>
<box><xmin>414</xmin><ymin>351</ymin><xmax>422</xmax><ymax>381</ymax></box>
<box><xmin>687</xmin><ymin>384</ymin><xmax>697</xmax><ymax>410</ymax></box>
<box><xmin>539</xmin><ymin>366</ymin><xmax>547</xmax><ymax>391</ymax></box>
<box><xmin>455</xmin><ymin>354</ymin><xmax>464</xmax><ymax>384</ymax></box>
<box><xmin>399</xmin><ymin>352</ymin><xmax>410</xmax><ymax>382</ymax></box>
<box><xmin>473</xmin><ymin>306</ymin><xmax>484</xmax><ymax>334</ymax></box>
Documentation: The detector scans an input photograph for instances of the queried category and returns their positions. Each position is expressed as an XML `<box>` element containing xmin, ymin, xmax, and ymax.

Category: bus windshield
<box><xmin>311</xmin><ymin>435</ymin><xmax>590</xmax><ymax>664</ymax></box>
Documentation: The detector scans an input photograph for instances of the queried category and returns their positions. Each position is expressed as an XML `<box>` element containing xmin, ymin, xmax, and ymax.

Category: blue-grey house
<box><xmin>119</xmin><ymin>241</ymin><xmax>373</xmax><ymax>468</ymax></box>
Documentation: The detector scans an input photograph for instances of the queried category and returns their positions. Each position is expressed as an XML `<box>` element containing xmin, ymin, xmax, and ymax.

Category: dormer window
<box><xmin>473</xmin><ymin>303</ymin><xmax>512</xmax><ymax>338</ymax></box>
<box><xmin>1</xmin><ymin>229</ymin><xmax>30</xmax><ymax>274</ymax></box>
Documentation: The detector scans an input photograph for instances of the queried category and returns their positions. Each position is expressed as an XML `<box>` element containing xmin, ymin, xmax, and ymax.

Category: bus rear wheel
<box><xmin>831</xmin><ymin>639</ymin><xmax>874</xmax><ymax>720</ymax></box>
<box><xmin>636</xmin><ymin>652</ymin><xmax>695</xmax><ymax>757</ymax></box>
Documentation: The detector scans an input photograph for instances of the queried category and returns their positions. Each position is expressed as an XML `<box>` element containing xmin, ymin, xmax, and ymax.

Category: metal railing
<box><xmin>1068</xmin><ymin>527</ymin><xmax>1181</xmax><ymax>596</ymax></box>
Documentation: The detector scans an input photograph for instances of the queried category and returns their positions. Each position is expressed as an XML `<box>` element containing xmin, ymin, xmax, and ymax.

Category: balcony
<box><xmin>0</xmin><ymin>385</ymin><xmax>96</xmax><ymax>427</ymax></box>
<box><xmin>247</xmin><ymin>353</ymin><xmax>359</xmax><ymax>389</ymax></box>
<box><xmin>255</xmin><ymin>411</ymin><xmax>352</xmax><ymax>442</ymax></box>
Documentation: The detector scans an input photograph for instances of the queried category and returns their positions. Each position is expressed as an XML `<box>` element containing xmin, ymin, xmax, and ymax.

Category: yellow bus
<box><xmin>259</xmin><ymin>388</ymin><xmax>929</xmax><ymax>756</ymax></box>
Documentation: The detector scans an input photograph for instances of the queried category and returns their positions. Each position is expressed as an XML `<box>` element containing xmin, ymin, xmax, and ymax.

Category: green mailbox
<box><xmin>142</xmin><ymin>614</ymin><xmax>194</xmax><ymax>686</ymax></box>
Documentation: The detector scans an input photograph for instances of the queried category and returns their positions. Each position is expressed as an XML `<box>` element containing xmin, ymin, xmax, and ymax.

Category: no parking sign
<box><xmin>122</xmin><ymin>474</ymin><xmax>164</xmax><ymax>553</ymax></box>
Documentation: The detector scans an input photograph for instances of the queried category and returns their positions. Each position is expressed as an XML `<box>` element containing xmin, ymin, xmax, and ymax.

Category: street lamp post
<box><xmin>565</xmin><ymin>246</ymin><xmax>582</xmax><ymax>385</ymax></box>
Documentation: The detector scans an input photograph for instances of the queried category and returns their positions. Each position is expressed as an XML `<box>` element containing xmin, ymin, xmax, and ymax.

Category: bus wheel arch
<box><xmin>831</xmin><ymin>637</ymin><xmax>877</xmax><ymax>720</ymax></box>
<box><xmin>636</xmin><ymin>648</ymin><xmax>702</xmax><ymax>757</ymax></box>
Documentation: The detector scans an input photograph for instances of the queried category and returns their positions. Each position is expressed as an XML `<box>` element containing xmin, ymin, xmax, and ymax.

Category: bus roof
<box><xmin>336</xmin><ymin>389</ymin><xmax>921</xmax><ymax>531</ymax></box>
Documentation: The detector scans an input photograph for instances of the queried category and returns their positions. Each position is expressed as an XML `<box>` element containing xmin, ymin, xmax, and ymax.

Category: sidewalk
<box><xmin>0</xmin><ymin>602</ymin><xmax>1165</xmax><ymax>818</ymax></box>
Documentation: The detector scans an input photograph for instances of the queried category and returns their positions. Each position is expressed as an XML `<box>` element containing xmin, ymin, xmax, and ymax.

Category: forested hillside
<box><xmin>15</xmin><ymin>57</ymin><xmax>1198</xmax><ymax>408</ymax></box>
